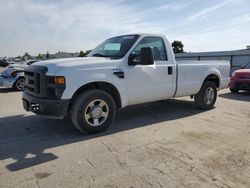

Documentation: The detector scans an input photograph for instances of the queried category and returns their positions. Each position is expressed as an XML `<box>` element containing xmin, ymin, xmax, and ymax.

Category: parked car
<box><xmin>8</xmin><ymin>59</ymin><xmax>38</xmax><ymax>69</ymax></box>
<box><xmin>230</xmin><ymin>62</ymin><xmax>250</xmax><ymax>93</ymax></box>
<box><xmin>0</xmin><ymin>60</ymin><xmax>9</xmax><ymax>67</ymax></box>
<box><xmin>22</xmin><ymin>33</ymin><xmax>230</xmax><ymax>133</ymax></box>
<box><xmin>0</xmin><ymin>60</ymin><xmax>38</xmax><ymax>90</ymax></box>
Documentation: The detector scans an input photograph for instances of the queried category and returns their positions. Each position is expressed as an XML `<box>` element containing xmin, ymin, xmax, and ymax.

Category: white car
<box><xmin>22</xmin><ymin>33</ymin><xmax>230</xmax><ymax>133</ymax></box>
<box><xmin>0</xmin><ymin>60</ymin><xmax>38</xmax><ymax>90</ymax></box>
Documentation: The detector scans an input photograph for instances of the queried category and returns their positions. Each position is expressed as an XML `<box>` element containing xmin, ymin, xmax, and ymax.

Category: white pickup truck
<box><xmin>22</xmin><ymin>33</ymin><xmax>230</xmax><ymax>133</ymax></box>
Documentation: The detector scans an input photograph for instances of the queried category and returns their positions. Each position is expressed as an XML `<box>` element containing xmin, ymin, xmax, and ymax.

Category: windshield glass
<box><xmin>88</xmin><ymin>35</ymin><xmax>139</xmax><ymax>59</ymax></box>
<box><xmin>27</xmin><ymin>60</ymin><xmax>37</xmax><ymax>65</ymax></box>
<box><xmin>19</xmin><ymin>61</ymin><xmax>28</xmax><ymax>65</ymax></box>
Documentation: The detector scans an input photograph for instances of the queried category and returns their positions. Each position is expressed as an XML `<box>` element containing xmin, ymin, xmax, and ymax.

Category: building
<box><xmin>33</xmin><ymin>51</ymin><xmax>80</xmax><ymax>60</ymax></box>
<box><xmin>54</xmin><ymin>51</ymin><xmax>80</xmax><ymax>59</ymax></box>
<box><xmin>175</xmin><ymin>46</ymin><xmax>250</xmax><ymax>73</ymax></box>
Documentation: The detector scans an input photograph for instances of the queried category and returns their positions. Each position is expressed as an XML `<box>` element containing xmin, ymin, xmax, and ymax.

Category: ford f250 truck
<box><xmin>22</xmin><ymin>34</ymin><xmax>230</xmax><ymax>133</ymax></box>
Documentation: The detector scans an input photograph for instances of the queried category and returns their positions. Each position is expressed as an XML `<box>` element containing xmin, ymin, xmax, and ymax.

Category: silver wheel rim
<box><xmin>204</xmin><ymin>87</ymin><xmax>215</xmax><ymax>105</ymax></box>
<box><xmin>16</xmin><ymin>79</ymin><xmax>25</xmax><ymax>90</ymax></box>
<box><xmin>84</xmin><ymin>99</ymin><xmax>109</xmax><ymax>126</ymax></box>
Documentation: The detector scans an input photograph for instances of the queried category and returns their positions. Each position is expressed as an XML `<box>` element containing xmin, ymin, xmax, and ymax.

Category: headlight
<box><xmin>54</xmin><ymin>76</ymin><xmax>65</xmax><ymax>85</ymax></box>
<box><xmin>46</xmin><ymin>76</ymin><xmax>66</xmax><ymax>98</ymax></box>
<box><xmin>47</xmin><ymin>76</ymin><xmax>66</xmax><ymax>85</ymax></box>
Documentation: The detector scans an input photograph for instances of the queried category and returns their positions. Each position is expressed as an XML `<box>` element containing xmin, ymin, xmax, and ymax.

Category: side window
<box><xmin>132</xmin><ymin>37</ymin><xmax>168</xmax><ymax>61</ymax></box>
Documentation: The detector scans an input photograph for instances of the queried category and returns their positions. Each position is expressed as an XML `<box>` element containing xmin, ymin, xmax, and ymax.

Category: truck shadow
<box><xmin>0</xmin><ymin>99</ymin><xmax>203</xmax><ymax>171</ymax></box>
<box><xmin>219</xmin><ymin>91</ymin><xmax>250</xmax><ymax>102</ymax></box>
<box><xmin>0</xmin><ymin>88</ymin><xmax>18</xmax><ymax>93</ymax></box>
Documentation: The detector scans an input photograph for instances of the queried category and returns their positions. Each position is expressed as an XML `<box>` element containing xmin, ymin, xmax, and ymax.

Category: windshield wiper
<box><xmin>92</xmin><ymin>53</ymin><xmax>108</xmax><ymax>57</ymax></box>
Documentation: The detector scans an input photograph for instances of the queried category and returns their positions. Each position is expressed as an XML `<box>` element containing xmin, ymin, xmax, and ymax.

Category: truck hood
<box><xmin>235</xmin><ymin>69</ymin><xmax>250</xmax><ymax>74</ymax></box>
<box><xmin>33</xmin><ymin>57</ymin><xmax>120</xmax><ymax>75</ymax></box>
<box><xmin>234</xmin><ymin>69</ymin><xmax>250</xmax><ymax>79</ymax></box>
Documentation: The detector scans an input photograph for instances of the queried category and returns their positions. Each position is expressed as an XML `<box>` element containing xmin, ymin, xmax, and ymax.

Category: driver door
<box><xmin>126</xmin><ymin>37</ymin><xmax>175</xmax><ymax>105</ymax></box>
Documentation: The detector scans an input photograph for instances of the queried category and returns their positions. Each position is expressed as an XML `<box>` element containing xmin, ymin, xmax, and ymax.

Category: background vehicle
<box><xmin>0</xmin><ymin>60</ymin><xmax>38</xmax><ymax>90</ymax></box>
<box><xmin>8</xmin><ymin>59</ymin><xmax>38</xmax><ymax>69</ymax></box>
<box><xmin>230</xmin><ymin>62</ymin><xmax>250</xmax><ymax>93</ymax></box>
<box><xmin>22</xmin><ymin>34</ymin><xmax>230</xmax><ymax>133</ymax></box>
<box><xmin>0</xmin><ymin>60</ymin><xmax>9</xmax><ymax>67</ymax></box>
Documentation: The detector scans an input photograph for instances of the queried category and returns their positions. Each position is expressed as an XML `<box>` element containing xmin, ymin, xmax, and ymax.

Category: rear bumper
<box><xmin>22</xmin><ymin>91</ymin><xmax>70</xmax><ymax>119</ymax></box>
<box><xmin>0</xmin><ymin>75</ymin><xmax>16</xmax><ymax>88</ymax></box>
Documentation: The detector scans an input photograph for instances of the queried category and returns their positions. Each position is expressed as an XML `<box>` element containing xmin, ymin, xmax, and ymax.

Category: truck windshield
<box><xmin>88</xmin><ymin>35</ymin><xmax>139</xmax><ymax>59</ymax></box>
<box><xmin>241</xmin><ymin>62</ymin><xmax>250</xmax><ymax>69</ymax></box>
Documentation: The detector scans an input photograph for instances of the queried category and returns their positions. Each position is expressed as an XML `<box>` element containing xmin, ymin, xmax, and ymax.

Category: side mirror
<box><xmin>141</xmin><ymin>47</ymin><xmax>154</xmax><ymax>65</ymax></box>
<box><xmin>128</xmin><ymin>53</ymin><xmax>138</xmax><ymax>66</ymax></box>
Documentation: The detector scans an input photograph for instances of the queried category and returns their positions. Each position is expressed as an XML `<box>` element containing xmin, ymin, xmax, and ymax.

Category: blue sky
<box><xmin>0</xmin><ymin>0</ymin><xmax>250</xmax><ymax>57</ymax></box>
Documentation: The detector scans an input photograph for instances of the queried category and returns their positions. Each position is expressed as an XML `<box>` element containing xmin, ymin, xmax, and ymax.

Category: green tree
<box><xmin>37</xmin><ymin>53</ymin><xmax>42</xmax><ymax>59</ymax></box>
<box><xmin>171</xmin><ymin>41</ymin><xmax>184</xmax><ymax>54</ymax></box>
<box><xmin>46</xmin><ymin>51</ymin><xmax>50</xmax><ymax>59</ymax></box>
<box><xmin>79</xmin><ymin>50</ymin><xmax>86</xmax><ymax>57</ymax></box>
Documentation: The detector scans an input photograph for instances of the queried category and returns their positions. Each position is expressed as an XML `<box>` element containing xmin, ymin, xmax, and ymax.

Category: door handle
<box><xmin>168</xmin><ymin>66</ymin><xmax>173</xmax><ymax>75</ymax></box>
<box><xmin>113</xmin><ymin>68</ymin><xmax>124</xmax><ymax>78</ymax></box>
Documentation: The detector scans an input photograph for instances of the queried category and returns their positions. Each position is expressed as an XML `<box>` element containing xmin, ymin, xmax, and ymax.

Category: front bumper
<box><xmin>0</xmin><ymin>75</ymin><xmax>16</xmax><ymax>88</ymax></box>
<box><xmin>22</xmin><ymin>91</ymin><xmax>70</xmax><ymax>119</ymax></box>
<box><xmin>230</xmin><ymin>79</ymin><xmax>250</xmax><ymax>91</ymax></box>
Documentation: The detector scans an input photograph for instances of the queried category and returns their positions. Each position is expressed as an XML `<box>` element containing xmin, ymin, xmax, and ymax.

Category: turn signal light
<box><xmin>54</xmin><ymin>76</ymin><xmax>65</xmax><ymax>84</ymax></box>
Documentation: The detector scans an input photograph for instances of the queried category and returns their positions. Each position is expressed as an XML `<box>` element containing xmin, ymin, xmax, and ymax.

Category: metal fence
<box><xmin>175</xmin><ymin>50</ymin><xmax>250</xmax><ymax>73</ymax></box>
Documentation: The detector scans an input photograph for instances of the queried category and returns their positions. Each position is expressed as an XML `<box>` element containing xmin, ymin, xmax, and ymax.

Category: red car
<box><xmin>230</xmin><ymin>62</ymin><xmax>250</xmax><ymax>93</ymax></box>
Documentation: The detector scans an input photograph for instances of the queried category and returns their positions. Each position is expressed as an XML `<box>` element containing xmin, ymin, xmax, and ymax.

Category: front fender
<box><xmin>61</xmin><ymin>71</ymin><xmax>128</xmax><ymax>107</ymax></box>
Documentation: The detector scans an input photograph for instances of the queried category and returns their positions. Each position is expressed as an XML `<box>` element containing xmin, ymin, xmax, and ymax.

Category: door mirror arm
<box><xmin>128</xmin><ymin>54</ymin><xmax>139</xmax><ymax>66</ymax></box>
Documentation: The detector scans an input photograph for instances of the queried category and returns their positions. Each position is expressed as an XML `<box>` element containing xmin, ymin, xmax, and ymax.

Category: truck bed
<box><xmin>174</xmin><ymin>60</ymin><xmax>230</xmax><ymax>97</ymax></box>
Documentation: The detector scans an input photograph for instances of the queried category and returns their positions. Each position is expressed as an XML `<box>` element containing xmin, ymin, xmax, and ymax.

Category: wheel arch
<box><xmin>13</xmin><ymin>76</ymin><xmax>25</xmax><ymax>88</ymax></box>
<box><xmin>69</xmin><ymin>81</ymin><xmax>122</xmax><ymax>111</ymax></box>
<box><xmin>202</xmin><ymin>73</ymin><xmax>220</xmax><ymax>88</ymax></box>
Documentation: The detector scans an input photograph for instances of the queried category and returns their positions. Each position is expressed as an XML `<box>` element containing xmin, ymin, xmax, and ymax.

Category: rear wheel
<box><xmin>14</xmin><ymin>77</ymin><xmax>25</xmax><ymax>91</ymax></box>
<box><xmin>229</xmin><ymin>87</ymin><xmax>239</xmax><ymax>93</ymax></box>
<box><xmin>194</xmin><ymin>81</ymin><xmax>217</xmax><ymax>110</ymax></box>
<box><xmin>70</xmin><ymin>89</ymin><xmax>116</xmax><ymax>134</ymax></box>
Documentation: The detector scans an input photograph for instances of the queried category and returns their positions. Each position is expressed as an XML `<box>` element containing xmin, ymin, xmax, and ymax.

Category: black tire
<box><xmin>70</xmin><ymin>89</ymin><xmax>116</xmax><ymax>134</ymax></box>
<box><xmin>194</xmin><ymin>81</ymin><xmax>217</xmax><ymax>110</ymax></box>
<box><xmin>14</xmin><ymin>77</ymin><xmax>25</xmax><ymax>91</ymax></box>
<box><xmin>229</xmin><ymin>87</ymin><xmax>239</xmax><ymax>93</ymax></box>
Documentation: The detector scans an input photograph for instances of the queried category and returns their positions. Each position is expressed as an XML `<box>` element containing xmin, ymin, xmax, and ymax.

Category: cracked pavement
<box><xmin>0</xmin><ymin>79</ymin><xmax>250</xmax><ymax>187</ymax></box>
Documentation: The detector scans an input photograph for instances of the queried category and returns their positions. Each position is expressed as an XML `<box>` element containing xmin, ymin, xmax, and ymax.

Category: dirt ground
<box><xmin>0</xmin><ymin>70</ymin><xmax>250</xmax><ymax>187</ymax></box>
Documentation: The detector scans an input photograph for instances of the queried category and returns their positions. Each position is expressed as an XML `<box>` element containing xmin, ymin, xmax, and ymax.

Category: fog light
<box><xmin>31</xmin><ymin>104</ymin><xmax>40</xmax><ymax>111</ymax></box>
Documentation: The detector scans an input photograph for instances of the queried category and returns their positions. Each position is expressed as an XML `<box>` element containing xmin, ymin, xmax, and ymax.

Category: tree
<box><xmin>23</xmin><ymin>52</ymin><xmax>31</xmax><ymax>60</ymax></box>
<box><xmin>79</xmin><ymin>50</ymin><xmax>86</xmax><ymax>57</ymax></box>
<box><xmin>171</xmin><ymin>41</ymin><xmax>184</xmax><ymax>54</ymax></box>
<box><xmin>37</xmin><ymin>53</ymin><xmax>42</xmax><ymax>59</ymax></box>
<box><xmin>46</xmin><ymin>51</ymin><xmax>50</xmax><ymax>59</ymax></box>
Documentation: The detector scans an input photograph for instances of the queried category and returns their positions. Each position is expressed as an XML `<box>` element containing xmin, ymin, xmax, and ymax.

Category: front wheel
<box><xmin>194</xmin><ymin>81</ymin><xmax>217</xmax><ymax>110</ymax></box>
<box><xmin>14</xmin><ymin>77</ymin><xmax>26</xmax><ymax>91</ymax></box>
<box><xmin>70</xmin><ymin>89</ymin><xmax>116</xmax><ymax>134</ymax></box>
